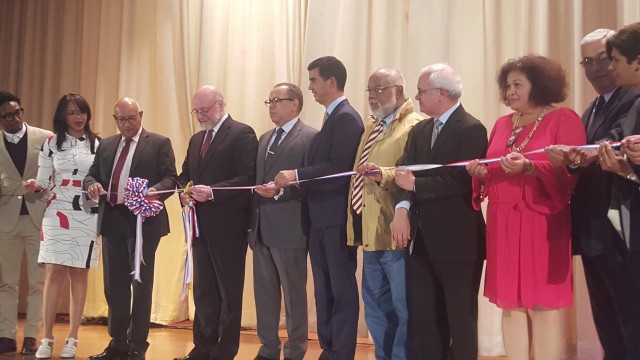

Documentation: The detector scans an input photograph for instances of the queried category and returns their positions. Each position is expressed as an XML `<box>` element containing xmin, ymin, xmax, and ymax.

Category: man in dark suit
<box><xmin>84</xmin><ymin>97</ymin><xmax>177</xmax><ymax>360</ymax></box>
<box><xmin>546</xmin><ymin>28</ymin><xmax>640</xmax><ymax>359</ymax></box>
<box><xmin>249</xmin><ymin>83</ymin><xmax>318</xmax><ymax>360</ymax></box>
<box><xmin>392</xmin><ymin>63</ymin><xmax>487</xmax><ymax>360</ymax></box>
<box><xmin>275</xmin><ymin>56</ymin><xmax>364</xmax><ymax>360</ymax></box>
<box><xmin>174</xmin><ymin>85</ymin><xmax>257</xmax><ymax>360</ymax></box>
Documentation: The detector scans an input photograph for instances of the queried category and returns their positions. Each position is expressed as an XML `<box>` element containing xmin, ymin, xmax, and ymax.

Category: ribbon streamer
<box><xmin>180</xmin><ymin>183</ymin><xmax>198</xmax><ymax>299</ymax></box>
<box><xmin>124</xmin><ymin>178</ymin><xmax>164</xmax><ymax>282</ymax></box>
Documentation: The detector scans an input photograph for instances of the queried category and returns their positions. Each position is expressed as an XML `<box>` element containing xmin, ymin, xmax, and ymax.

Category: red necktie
<box><xmin>201</xmin><ymin>130</ymin><xmax>213</xmax><ymax>158</ymax></box>
<box><xmin>352</xmin><ymin>120</ymin><xmax>385</xmax><ymax>214</ymax></box>
<box><xmin>109</xmin><ymin>138</ymin><xmax>132</xmax><ymax>205</ymax></box>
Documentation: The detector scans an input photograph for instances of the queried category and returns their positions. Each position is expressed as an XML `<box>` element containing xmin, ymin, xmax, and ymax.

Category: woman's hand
<box><xmin>500</xmin><ymin>152</ymin><xmax>529</xmax><ymax>174</ymax></box>
<box><xmin>22</xmin><ymin>179</ymin><xmax>41</xmax><ymax>193</ymax></box>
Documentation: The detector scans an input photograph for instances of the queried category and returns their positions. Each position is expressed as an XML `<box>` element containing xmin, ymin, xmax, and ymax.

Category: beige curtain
<box><xmin>2</xmin><ymin>0</ymin><xmax>639</xmax><ymax>356</ymax></box>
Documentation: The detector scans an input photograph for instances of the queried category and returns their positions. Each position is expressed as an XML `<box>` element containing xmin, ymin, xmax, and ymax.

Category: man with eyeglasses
<box><xmin>345</xmin><ymin>68</ymin><xmax>421</xmax><ymax>359</ymax></box>
<box><xmin>84</xmin><ymin>97</ymin><xmax>177</xmax><ymax>360</ymax></box>
<box><xmin>546</xmin><ymin>28</ymin><xmax>640</xmax><ymax>359</ymax></box>
<box><xmin>274</xmin><ymin>56</ymin><xmax>364</xmax><ymax>359</ymax></box>
<box><xmin>392</xmin><ymin>64</ymin><xmax>487</xmax><ymax>359</ymax></box>
<box><xmin>0</xmin><ymin>91</ymin><xmax>51</xmax><ymax>355</ymax></box>
<box><xmin>247</xmin><ymin>82</ymin><xmax>317</xmax><ymax>360</ymax></box>
<box><xmin>175</xmin><ymin>85</ymin><xmax>257</xmax><ymax>360</ymax></box>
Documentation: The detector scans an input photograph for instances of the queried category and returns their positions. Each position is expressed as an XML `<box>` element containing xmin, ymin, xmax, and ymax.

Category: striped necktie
<box><xmin>351</xmin><ymin>120</ymin><xmax>385</xmax><ymax>214</ymax></box>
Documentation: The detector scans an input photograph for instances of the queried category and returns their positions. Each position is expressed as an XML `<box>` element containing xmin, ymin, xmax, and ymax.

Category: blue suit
<box><xmin>297</xmin><ymin>99</ymin><xmax>364</xmax><ymax>359</ymax></box>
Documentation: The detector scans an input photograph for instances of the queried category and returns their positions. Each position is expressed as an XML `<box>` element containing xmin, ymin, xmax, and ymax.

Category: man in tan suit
<box><xmin>0</xmin><ymin>91</ymin><xmax>52</xmax><ymax>355</ymax></box>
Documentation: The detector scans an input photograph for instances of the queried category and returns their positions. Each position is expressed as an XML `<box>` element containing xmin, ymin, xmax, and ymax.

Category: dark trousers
<box><xmin>308</xmin><ymin>225</ymin><xmax>359</xmax><ymax>360</ymax></box>
<box><xmin>408</xmin><ymin>238</ymin><xmax>482</xmax><ymax>360</ymax></box>
<box><xmin>102</xmin><ymin>235</ymin><xmax>161</xmax><ymax>353</ymax></box>
<box><xmin>191</xmin><ymin>237</ymin><xmax>247</xmax><ymax>360</ymax></box>
<box><xmin>582</xmin><ymin>251</ymin><xmax>640</xmax><ymax>360</ymax></box>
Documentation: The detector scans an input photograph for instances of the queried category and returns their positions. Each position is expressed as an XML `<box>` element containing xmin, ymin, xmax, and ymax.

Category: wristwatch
<box><xmin>625</xmin><ymin>172</ymin><xmax>640</xmax><ymax>183</ymax></box>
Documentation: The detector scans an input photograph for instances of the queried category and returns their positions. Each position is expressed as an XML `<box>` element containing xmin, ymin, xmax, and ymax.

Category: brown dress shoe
<box><xmin>21</xmin><ymin>337</ymin><xmax>37</xmax><ymax>355</ymax></box>
<box><xmin>0</xmin><ymin>337</ymin><xmax>17</xmax><ymax>354</ymax></box>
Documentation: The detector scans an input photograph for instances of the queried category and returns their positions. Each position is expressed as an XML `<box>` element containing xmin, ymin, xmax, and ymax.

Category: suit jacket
<box><xmin>572</xmin><ymin>86</ymin><xmax>640</xmax><ymax>256</ymax></box>
<box><xmin>83</xmin><ymin>128</ymin><xmax>177</xmax><ymax>239</ymax></box>
<box><xmin>297</xmin><ymin>99</ymin><xmax>364</xmax><ymax>229</ymax></box>
<box><xmin>0</xmin><ymin>123</ymin><xmax>52</xmax><ymax>231</ymax></box>
<box><xmin>248</xmin><ymin>119</ymin><xmax>318</xmax><ymax>249</ymax></box>
<box><xmin>177</xmin><ymin>116</ymin><xmax>258</xmax><ymax>242</ymax></box>
<box><xmin>398</xmin><ymin>104</ymin><xmax>487</xmax><ymax>261</ymax></box>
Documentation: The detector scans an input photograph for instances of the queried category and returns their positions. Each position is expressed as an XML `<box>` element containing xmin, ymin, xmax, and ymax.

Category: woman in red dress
<box><xmin>466</xmin><ymin>55</ymin><xmax>586</xmax><ymax>360</ymax></box>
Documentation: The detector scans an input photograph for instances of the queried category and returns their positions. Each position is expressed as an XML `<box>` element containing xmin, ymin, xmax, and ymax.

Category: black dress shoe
<box><xmin>87</xmin><ymin>347</ymin><xmax>129</xmax><ymax>360</ymax></box>
<box><xmin>21</xmin><ymin>337</ymin><xmax>37</xmax><ymax>355</ymax></box>
<box><xmin>254</xmin><ymin>356</ymin><xmax>278</xmax><ymax>360</ymax></box>
<box><xmin>0</xmin><ymin>337</ymin><xmax>17</xmax><ymax>354</ymax></box>
<box><xmin>173</xmin><ymin>352</ymin><xmax>208</xmax><ymax>360</ymax></box>
<box><xmin>127</xmin><ymin>350</ymin><xmax>145</xmax><ymax>360</ymax></box>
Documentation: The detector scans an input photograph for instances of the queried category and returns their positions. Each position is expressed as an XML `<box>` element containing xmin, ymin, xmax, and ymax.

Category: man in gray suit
<box><xmin>248</xmin><ymin>83</ymin><xmax>318</xmax><ymax>360</ymax></box>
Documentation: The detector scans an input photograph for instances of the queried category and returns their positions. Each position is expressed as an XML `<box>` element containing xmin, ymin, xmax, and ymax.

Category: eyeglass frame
<box><xmin>264</xmin><ymin>97</ymin><xmax>295</xmax><ymax>107</ymax></box>
<box><xmin>0</xmin><ymin>108</ymin><xmax>24</xmax><ymax>122</ymax></box>
<box><xmin>416</xmin><ymin>87</ymin><xmax>442</xmax><ymax>96</ymax></box>
<box><xmin>114</xmin><ymin>115</ymin><xmax>140</xmax><ymax>125</ymax></box>
<box><xmin>365</xmin><ymin>84</ymin><xmax>401</xmax><ymax>94</ymax></box>
<box><xmin>579</xmin><ymin>54</ymin><xmax>611</xmax><ymax>69</ymax></box>
<box><xmin>191</xmin><ymin>100</ymin><xmax>223</xmax><ymax>116</ymax></box>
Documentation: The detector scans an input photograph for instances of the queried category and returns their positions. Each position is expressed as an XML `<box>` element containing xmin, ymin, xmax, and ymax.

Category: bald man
<box><xmin>83</xmin><ymin>97</ymin><xmax>177</xmax><ymax>360</ymax></box>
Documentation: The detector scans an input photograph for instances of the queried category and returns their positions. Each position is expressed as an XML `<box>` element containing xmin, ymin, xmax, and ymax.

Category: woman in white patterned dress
<box><xmin>23</xmin><ymin>94</ymin><xmax>100</xmax><ymax>359</ymax></box>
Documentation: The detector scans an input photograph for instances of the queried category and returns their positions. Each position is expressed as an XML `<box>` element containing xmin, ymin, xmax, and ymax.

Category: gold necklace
<box><xmin>509</xmin><ymin>106</ymin><xmax>548</xmax><ymax>152</ymax></box>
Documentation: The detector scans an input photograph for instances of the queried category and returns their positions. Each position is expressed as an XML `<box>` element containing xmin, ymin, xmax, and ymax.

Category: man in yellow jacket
<box><xmin>346</xmin><ymin>68</ymin><xmax>422</xmax><ymax>360</ymax></box>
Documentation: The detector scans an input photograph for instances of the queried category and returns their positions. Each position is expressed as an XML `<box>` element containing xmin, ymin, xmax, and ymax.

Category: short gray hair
<box><xmin>421</xmin><ymin>63</ymin><xmax>462</xmax><ymax>100</ymax></box>
<box><xmin>581</xmin><ymin>28</ymin><xmax>615</xmax><ymax>46</ymax></box>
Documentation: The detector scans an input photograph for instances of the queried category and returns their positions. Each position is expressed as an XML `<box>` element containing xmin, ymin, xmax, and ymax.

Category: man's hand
<box><xmin>357</xmin><ymin>163</ymin><xmax>382</xmax><ymax>183</ymax></box>
<box><xmin>274</xmin><ymin>170</ymin><xmax>296</xmax><ymax>188</ymax></box>
<box><xmin>391</xmin><ymin>208</ymin><xmax>411</xmax><ymax>248</ymax></box>
<box><xmin>622</xmin><ymin>135</ymin><xmax>640</xmax><ymax>165</ymax></box>
<box><xmin>145</xmin><ymin>187</ymin><xmax>159</xmax><ymax>200</ymax></box>
<box><xmin>395</xmin><ymin>168</ymin><xmax>415</xmax><ymax>191</ymax></box>
<box><xmin>87</xmin><ymin>183</ymin><xmax>106</xmax><ymax>201</ymax></box>
<box><xmin>599</xmin><ymin>142</ymin><xmax>633</xmax><ymax>177</ymax></box>
<box><xmin>465</xmin><ymin>159</ymin><xmax>488</xmax><ymax>183</ymax></box>
<box><xmin>178</xmin><ymin>192</ymin><xmax>190</xmax><ymax>206</ymax></box>
<box><xmin>189</xmin><ymin>184</ymin><xmax>213</xmax><ymax>202</ymax></box>
<box><xmin>23</xmin><ymin>179</ymin><xmax>41</xmax><ymax>193</ymax></box>
<box><xmin>255</xmin><ymin>184</ymin><xmax>279</xmax><ymax>198</ymax></box>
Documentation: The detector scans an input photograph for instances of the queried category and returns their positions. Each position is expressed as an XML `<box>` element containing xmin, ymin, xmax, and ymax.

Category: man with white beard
<box><xmin>346</xmin><ymin>68</ymin><xmax>422</xmax><ymax>360</ymax></box>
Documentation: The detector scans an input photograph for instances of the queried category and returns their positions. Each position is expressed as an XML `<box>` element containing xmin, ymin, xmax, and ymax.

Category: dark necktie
<box><xmin>109</xmin><ymin>138</ymin><xmax>133</xmax><ymax>205</ymax></box>
<box><xmin>587</xmin><ymin>96</ymin><xmax>606</xmax><ymax>131</ymax></box>
<box><xmin>200</xmin><ymin>130</ymin><xmax>213</xmax><ymax>158</ymax></box>
<box><xmin>267</xmin><ymin>128</ymin><xmax>285</xmax><ymax>158</ymax></box>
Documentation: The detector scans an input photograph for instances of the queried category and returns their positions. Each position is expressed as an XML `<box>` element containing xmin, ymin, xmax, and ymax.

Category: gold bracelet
<box><xmin>524</xmin><ymin>159</ymin><xmax>536</xmax><ymax>175</ymax></box>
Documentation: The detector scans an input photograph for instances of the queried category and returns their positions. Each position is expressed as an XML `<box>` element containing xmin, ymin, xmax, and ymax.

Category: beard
<box><xmin>370</xmin><ymin>100</ymin><xmax>396</xmax><ymax>120</ymax></box>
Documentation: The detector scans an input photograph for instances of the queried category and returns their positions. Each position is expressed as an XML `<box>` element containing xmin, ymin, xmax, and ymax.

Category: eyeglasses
<box><xmin>416</xmin><ymin>87</ymin><xmax>441</xmax><ymax>96</ymax></box>
<box><xmin>580</xmin><ymin>56</ymin><xmax>611</xmax><ymax>69</ymax></box>
<box><xmin>65</xmin><ymin>111</ymin><xmax>87</xmax><ymax>118</ymax></box>
<box><xmin>114</xmin><ymin>116</ymin><xmax>139</xmax><ymax>125</ymax></box>
<box><xmin>0</xmin><ymin>108</ymin><xmax>24</xmax><ymax>122</ymax></box>
<box><xmin>365</xmin><ymin>85</ymin><xmax>400</xmax><ymax>94</ymax></box>
<box><xmin>191</xmin><ymin>101</ymin><xmax>221</xmax><ymax>116</ymax></box>
<box><xmin>264</xmin><ymin>97</ymin><xmax>294</xmax><ymax>107</ymax></box>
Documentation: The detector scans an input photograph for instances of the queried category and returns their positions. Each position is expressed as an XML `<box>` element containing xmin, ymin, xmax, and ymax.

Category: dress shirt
<box><xmin>3</xmin><ymin>123</ymin><xmax>26</xmax><ymax>144</ymax></box>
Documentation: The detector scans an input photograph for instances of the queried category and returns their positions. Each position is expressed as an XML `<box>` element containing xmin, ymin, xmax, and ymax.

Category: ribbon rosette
<box><xmin>124</xmin><ymin>177</ymin><xmax>164</xmax><ymax>282</ymax></box>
